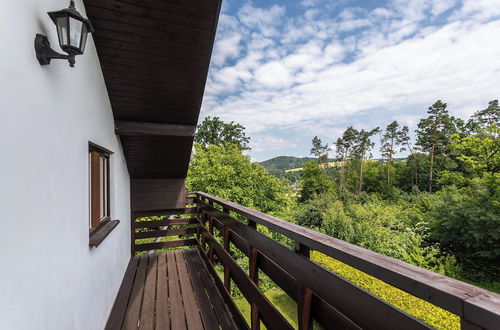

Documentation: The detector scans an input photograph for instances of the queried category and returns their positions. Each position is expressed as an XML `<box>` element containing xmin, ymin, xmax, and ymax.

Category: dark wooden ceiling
<box><xmin>82</xmin><ymin>0</ymin><xmax>221</xmax><ymax>212</ymax></box>
<box><xmin>84</xmin><ymin>0</ymin><xmax>221</xmax><ymax>181</ymax></box>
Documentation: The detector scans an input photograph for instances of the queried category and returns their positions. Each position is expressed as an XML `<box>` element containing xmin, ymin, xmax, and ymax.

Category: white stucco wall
<box><xmin>0</xmin><ymin>1</ymin><xmax>131</xmax><ymax>329</ymax></box>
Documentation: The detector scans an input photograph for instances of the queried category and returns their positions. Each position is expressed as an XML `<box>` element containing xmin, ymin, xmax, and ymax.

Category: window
<box><xmin>89</xmin><ymin>143</ymin><xmax>111</xmax><ymax>229</ymax></box>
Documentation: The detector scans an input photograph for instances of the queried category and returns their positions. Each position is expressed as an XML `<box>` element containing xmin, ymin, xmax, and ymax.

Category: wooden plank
<box><xmin>105</xmin><ymin>257</ymin><xmax>140</xmax><ymax>330</ymax></box>
<box><xmin>133</xmin><ymin>218</ymin><xmax>197</xmax><ymax>229</ymax></box>
<box><xmin>175</xmin><ymin>251</ymin><xmax>204</xmax><ymax>329</ymax></box>
<box><xmin>184</xmin><ymin>250</ymin><xmax>221</xmax><ymax>330</ymax></box>
<box><xmin>90</xmin><ymin>19</ymin><xmax>212</xmax><ymax>50</ymax></box>
<box><xmin>192</xmin><ymin>249</ymin><xmax>243</xmax><ymax>330</ymax></box>
<box><xmin>135</xmin><ymin>239</ymin><xmax>197</xmax><ymax>252</ymax></box>
<box><xmin>116</xmin><ymin>121</ymin><xmax>196</xmax><ymax>137</ymax></box>
<box><xmin>89</xmin><ymin>219</ymin><xmax>120</xmax><ymax>247</ymax></box>
<box><xmin>131</xmin><ymin>179</ymin><xmax>186</xmax><ymax>212</ymax></box>
<box><xmin>195</xmin><ymin>193</ymin><xmax>500</xmax><ymax>327</ymax></box>
<box><xmin>85</xmin><ymin>0</ymin><xmax>214</xmax><ymax>31</ymax></box>
<box><xmin>122</xmin><ymin>256</ymin><xmax>149</xmax><ymax>330</ymax></box>
<box><xmin>167</xmin><ymin>251</ymin><xmax>187</xmax><ymax>329</ymax></box>
<box><xmin>310</xmin><ymin>296</ymin><xmax>361</xmax><ymax>330</ymax></box>
<box><xmin>133</xmin><ymin>210</ymin><xmax>194</xmax><ymax>219</ymax></box>
<box><xmin>84</xmin><ymin>4</ymin><xmax>213</xmax><ymax>40</ymax></box>
<box><xmin>139</xmin><ymin>255</ymin><xmax>158</xmax><ymax>330</ymax></box>
<box><xmin>115</xmin><ymin>0</ymin><xmax>219</xmax><ymax>17</ymax></box>
<box><xmin>155</xmin><ymin>254</ymin><xmax>169</xmax><ymax>330</ymax></box>
<box><xmin>134</xmin><ymin>227</ymin><xmax>197</xmax><ymax>240</ymax></box>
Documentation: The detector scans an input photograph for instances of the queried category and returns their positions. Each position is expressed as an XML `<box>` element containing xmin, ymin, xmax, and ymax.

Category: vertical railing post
<box><xmin>208</xmin><ymin>215</ymin><xmax>215</xmax><ymax>263</ymax></box>
<box><xmin>223</xmin><ymin>227</ymin><xmax>231</xmax><ymax>293</ymax></box>
<box><xmin>294</xmin><ymin>241</ymin><xmax>310</xmax><ymax>259</ymax></box>
<box><xmin>249</xmin><ymin>247</ymin><xmax>260</xmax><ymax>330</ymax></box>
<box><xmin>248</xmin><ymin>219</ymin><xmax>257</xmax><ymax>229</ymax></box>
<box><xmin>295</xmin><ymin>240</ymin><xmax>312</xmax><ymax>330</ymax></box>
<box><xmin>131</xmin><ymin>211</ymin><xmax>137</xmax><ymax>256</ymax></box>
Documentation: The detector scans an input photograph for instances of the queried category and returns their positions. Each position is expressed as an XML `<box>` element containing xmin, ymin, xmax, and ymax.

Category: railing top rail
<box><xmin>193</xmin><ymin>191</ymin><xmax>500</xmax><ymax>329</ymax></box>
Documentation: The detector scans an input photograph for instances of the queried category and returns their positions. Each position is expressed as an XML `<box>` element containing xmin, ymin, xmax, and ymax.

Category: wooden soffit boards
<box><xmin>83</xmin><ymin>0</ymin><xmax>222</xmax><ymax>184</ymax></box>
<box><xmin>131</xmin><ymin>179</ymin><xmax>186</xmax><ymax>211</ymax></box>
<box><xmin>83</xmin><ymin>0</ymin><xmax>221</xmax><ymax>125</ymax></box>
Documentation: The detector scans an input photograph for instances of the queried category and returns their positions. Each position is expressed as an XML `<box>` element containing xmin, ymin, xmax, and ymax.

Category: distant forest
<box><xmin>187</xmin><ymin>100</ymin><xmax>499</xmax><ymax>328</ymax></box>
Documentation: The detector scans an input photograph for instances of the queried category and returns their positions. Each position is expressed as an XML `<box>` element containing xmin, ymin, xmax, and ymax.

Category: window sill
<box><xmin>89</xmin><ymin>219</ymin><xmax>120</xmax><ymax>248</ymax></box>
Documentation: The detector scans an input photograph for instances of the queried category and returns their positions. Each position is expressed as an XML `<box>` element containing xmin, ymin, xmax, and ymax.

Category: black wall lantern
<box><xmin>35</xmin><ymin>1</ymin><xmax>94</xmax><ymax>67</ymax></box>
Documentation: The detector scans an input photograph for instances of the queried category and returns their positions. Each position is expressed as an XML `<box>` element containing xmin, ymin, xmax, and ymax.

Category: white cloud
<box><xmin>254</xmin><ymin>61</ymin><xmax>293</xmax><ymax>88</ymax></box>
<box><xmin>202</xmin><ymin>0</ymin><xmax>500</xmax><ymax>159</ymax></box>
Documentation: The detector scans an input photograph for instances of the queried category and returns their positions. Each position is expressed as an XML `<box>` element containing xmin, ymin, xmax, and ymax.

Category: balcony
<box><xmin>107</xmin><ymin>192</ymin><xmax>500</xmax><ymax>330</ymax></box>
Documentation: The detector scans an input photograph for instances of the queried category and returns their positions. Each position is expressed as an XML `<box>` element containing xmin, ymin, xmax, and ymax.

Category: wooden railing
<box><xmin>131</xmin><ymin>205</ymin><xmax>198</xmax><ymax>254</ymax></box>
<box><xmin>130</xmin><ymin>193</ymin><xmax>500</xmax><ymax>329</ymax></box>
<box><xmin>192</xmin><ymin>192</ymin><xmax>500</xmax><ymax>330</ymax></box>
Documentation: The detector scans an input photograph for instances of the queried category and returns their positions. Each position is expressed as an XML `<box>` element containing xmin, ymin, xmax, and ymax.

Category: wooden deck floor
<box><xmin>105</xmin><ymin>249</ymin><xmax>239</xmax><ymax>330</ymax></box>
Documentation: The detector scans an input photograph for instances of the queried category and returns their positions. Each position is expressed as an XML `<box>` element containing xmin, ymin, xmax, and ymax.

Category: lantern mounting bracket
<box><xmin>35</xmin><ymin>34</ymin><xmax>75</xmax><ymax>67</ymax></box>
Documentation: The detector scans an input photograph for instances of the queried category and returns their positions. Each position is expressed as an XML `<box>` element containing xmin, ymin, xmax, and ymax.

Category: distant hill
<box><xmin>260</xmin><ymin>156</ymin><xmax>316</xmax><ymax>172</ymax></box>
<box><xmin>260</xmin><ymin>156</ymin><xmax>407</xmax><ymax>177</ymax></box>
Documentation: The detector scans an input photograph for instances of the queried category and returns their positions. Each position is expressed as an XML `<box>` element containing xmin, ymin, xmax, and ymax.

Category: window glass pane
<box><xmin>103</xmin><ymin>158</ymin><xmax>108</xmax><ymax>217</ymax></box>
<box><xmin>100</xmin><ymin>156</ymin><xmax>104</xmax><ymax>219</ymax></box>
<box><xmin>69</xmin><ymin>17</ymin><xmax>83</xmax><ymax>48</ymax></box>
<box><xmin>88</xmin><ymin>152</ymin><xmax>92</xmax><ymax>228</ymax></box>
<box><xmin>79</xmin><ymin>25</ymin><xmax>88</xmax><ymax>53</ymax></box>
<box><xmin>57</xmin><ymin>17</ymin><xmax>68</xmax><ymax>46</ymax></box>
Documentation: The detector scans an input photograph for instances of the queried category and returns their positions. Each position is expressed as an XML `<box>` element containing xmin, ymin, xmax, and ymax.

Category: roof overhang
<box><xmin>83</xmin><ymin>0</ymin><xmax>221</xmax><ymax>211</ymax></box>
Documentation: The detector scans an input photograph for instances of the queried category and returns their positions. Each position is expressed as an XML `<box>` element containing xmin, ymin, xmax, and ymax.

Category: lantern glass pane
<box><xmin>69</xmin><ymin>17</ymin><xmax>83</xmax><ymax>48</ymax></box>
<box><xmin>56</xmin><ymin>17</ymin><xmax>69</xmax><ymax>46</ymax></box>
<box><xmin>79</xmin><ymin>24</ymin><xmax>88</xmax><ymax>53</ymax></box>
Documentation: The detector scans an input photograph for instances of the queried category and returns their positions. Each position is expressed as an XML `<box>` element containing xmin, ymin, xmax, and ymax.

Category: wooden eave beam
<box><xmin>115</xmin><ymin>121</ymin><xmax>196</xmax><ymax>137</ymax></box>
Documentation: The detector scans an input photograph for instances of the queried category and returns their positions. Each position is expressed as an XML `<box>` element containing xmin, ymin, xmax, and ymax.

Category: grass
<box><xmin>232</xmin><ymin>252</ymin><xmax>461</xmax><ymax>329</ymax></box>
<box><xmin>234</xmin><ymin>288</ymin><xmax>299</xmax><ymax>329</ymax></box>
<box><xmin>311</xmin><ymin>251</ymin><xmax>460</xmax><ymax>330</ymax></box>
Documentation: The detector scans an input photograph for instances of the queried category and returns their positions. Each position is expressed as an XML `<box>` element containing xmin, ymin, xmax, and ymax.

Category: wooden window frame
<box><xmin>89</xmin><ymin>142</ymin><xmax>119</xmax><ymax>247</ymax></box>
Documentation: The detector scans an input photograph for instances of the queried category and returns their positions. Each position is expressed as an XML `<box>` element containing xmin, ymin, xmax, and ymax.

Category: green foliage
<box><xmin>312</xmin><ymin>252</ymin><xmax>460</xmax><ymax>329</ymax></box>
<box><xmin>449</xmin><ymin>125</ymin><xmax>500</xmax><ymax>175</ymax></box>
<box><xmin>194</xmin><ymin>116</ymin><xmax>251</xmax><ymax>150</ymax></box>
<box><xmin>298</xmin><ymin>161</ymin><xmax>334</xmax><ymax>203</ymax></box>
<box><xmin>186</xmin><ymin>143</ymin><xmax>294</xmax><ymax>216</ymax></box>
<box><xmin>426</xmin><ymin>175</ymin><xmax>500</xmax><ymax>280</ymax></box>
<box><xmin>296</xmin><ymin>193</ymin><xmax>460</xmax><ymax>276</ymax></box>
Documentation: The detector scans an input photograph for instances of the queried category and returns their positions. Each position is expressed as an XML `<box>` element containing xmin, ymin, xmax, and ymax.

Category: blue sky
<box><xmin>200</xmin><ymin>0</ymin><xmax>500</xmax><ymax>161</ymax></box>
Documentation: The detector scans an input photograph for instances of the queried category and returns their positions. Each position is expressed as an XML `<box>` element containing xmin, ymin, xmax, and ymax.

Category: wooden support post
<box><xmin>223</xmin><ymin>207</ymin><xmax>229</xmax><ymax>214</ymax></box>
<box><xmin>294</xmin><ymin>241</ymin><xmax>310</xmax><ymax>259</ymax></box>
<box><xmin>249</xmin><ymin>247</ymin><xmax>260</xmax><ymax>330</ymax></box>
<box><xmin>131</xmin><ymin>211</ymin><xmax>137</xmax><ymax>256</ymax></box>
<box><xmin>248</xmin><ymin>219</ymin><xmax>257</xmax><ymax>229</ymax></box>
<box><xmin>223</xmin><ymin>227</ymin><xmax>231</xmax><ymax>293</ymax></box>
<box><xmin>208</xmin><ymin>216</ymin><xmax>215</xmax><ymax>263</ymax></box>
<box><xmin>298</xmin><ymin>287</ymin><xmax>313</xmax><ymax>330</ymax></box>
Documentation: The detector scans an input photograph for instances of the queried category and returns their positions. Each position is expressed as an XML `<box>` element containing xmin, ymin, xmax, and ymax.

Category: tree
<box><xmin>380</xmin><ymin>121</ymin><xmax>408</xmax><ymax>186</ymax></box>
<box><xmin>298</xmin><ymin>161</ymin><xmax>334</xmax><ymax>203</ymax></box>
<box><xmin>310</xmin><ymin>136</ymin><xmax>329</xmax><ymax>165</ymax></box>
<box><xmin>186</xmin><ymin>144</ymin><xmax>292</xmax><ymax>215</ymax></box>
<box><xmin>353</xmin><ymin>128</ymin><xmax>380</xmax><ymax>194</ymax></box>
<box><xmin>471</xmin><ymin>100</ymin><xmax>500</xmax><ymax>138</ymax></box>
<box><xmin>195</xmin><ymin>116</ymin><xmax>251</xmax><ymax>150</ymax></box>
<box><xmin>335</xmin><ymin>127</ymin><xmax>358</xmax><ymax>193</ymax></box>
<box><xmin>449</xmin><ymin>125</ymin><xmax>500</xmax><ymax>175</ymax></box>
<box><xmin>415</xmin><ymin>100</ymin><xmax>457</xmax><ymax>192</ymax></box>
